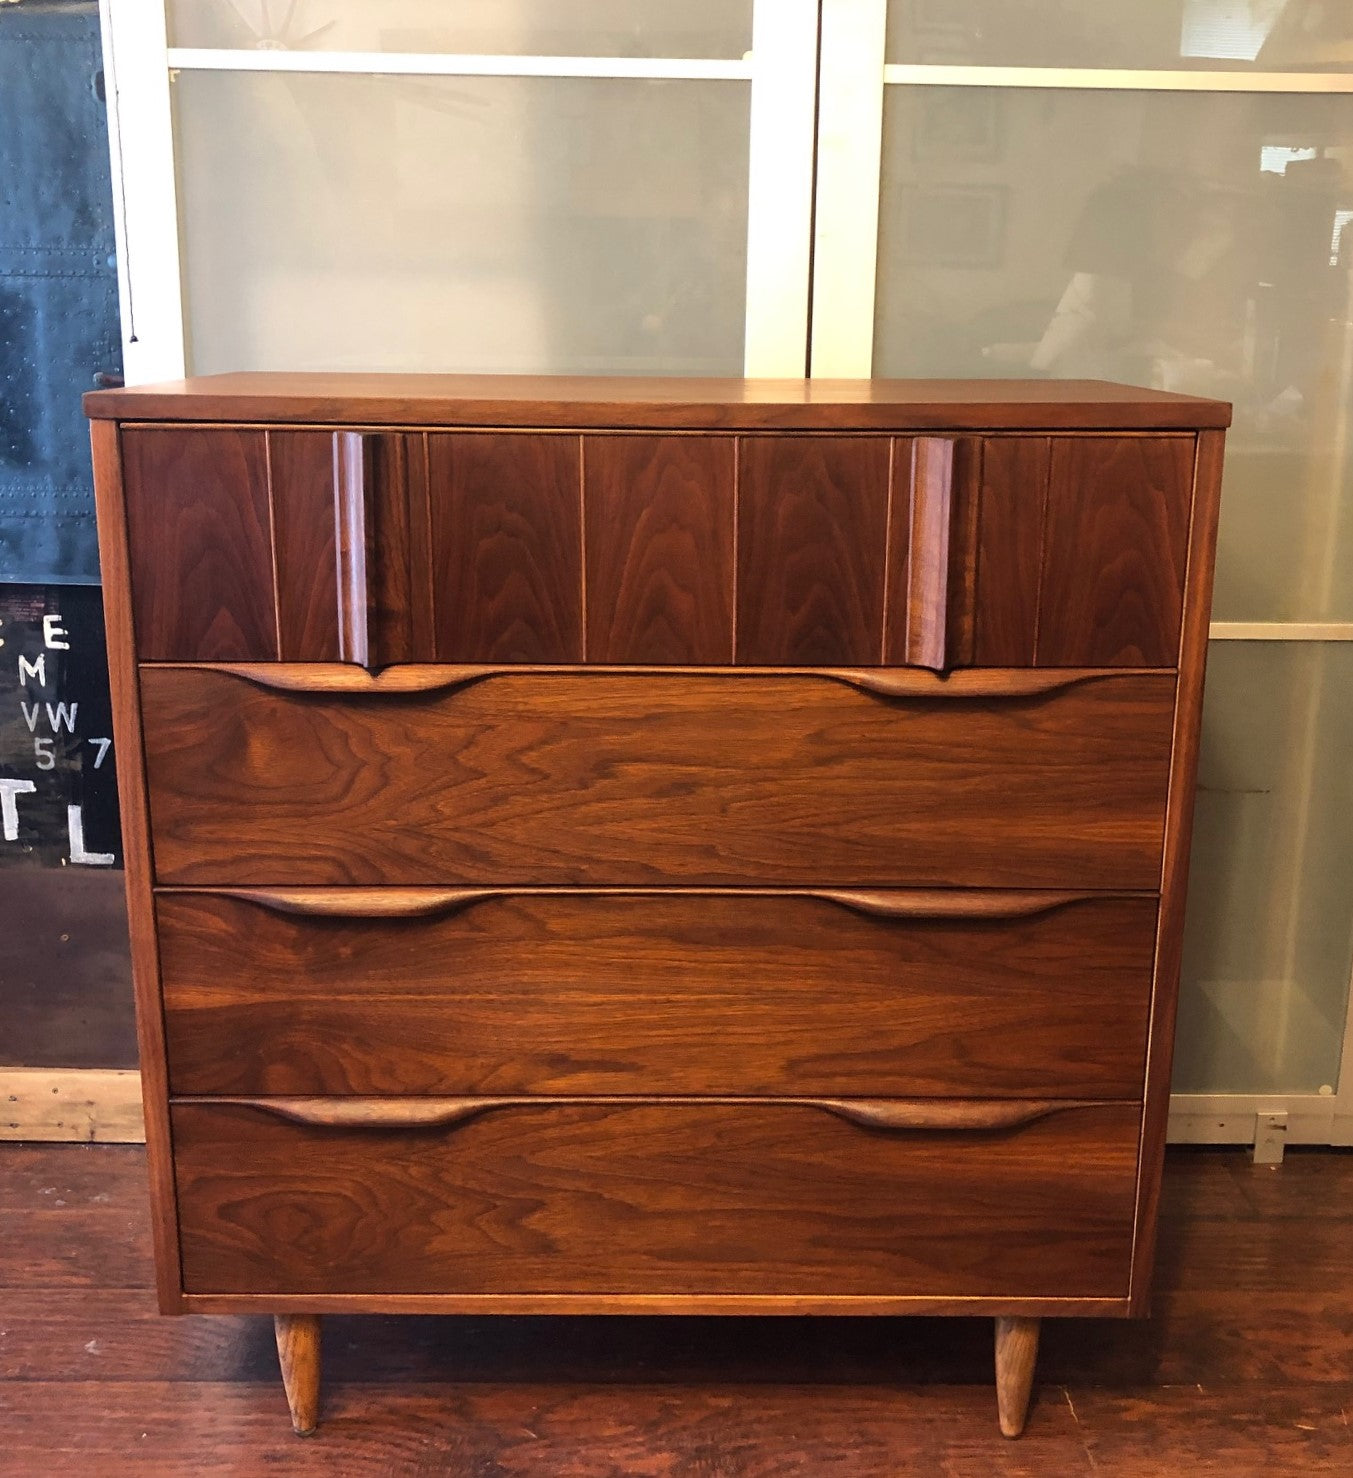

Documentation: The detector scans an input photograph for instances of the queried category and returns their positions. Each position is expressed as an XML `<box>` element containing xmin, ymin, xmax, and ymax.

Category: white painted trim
<box><xmin>101</xmin><ymin>0</ymin><xmax>185</xmax><ymax>384</ymax></box>
<box><xmin>1335</xmin><ymin>966</ymin><xmax>1353</xmax><ymax>1140</ymax></box>
<box><xmin>810</xmin><ymin>0</ymin><xmax>887</xmax><ymax>378</ymax></box>
<box><xmin>1168</xmin><ymin>1093</ymin><xmax>1353</xmax><ymax>1146</ymax></box>
<box><xmin>1209</xmin><ymin>622</ymin><xmax>1353</xmax><ymax>640</ymax></box>
<box><xmin>742</xmin><ymin>0</ymin><xmax>818</xmax><ymax>377</ymax></box>
<box><xmin>883</xmin><ymin>64</ymin><xmax>1353</xmax><ymax>93</ymax></box>
<box><xmin>167</xmin><ymin>47</ymin><xmax>754</xmax><ymax>81</ymax></box>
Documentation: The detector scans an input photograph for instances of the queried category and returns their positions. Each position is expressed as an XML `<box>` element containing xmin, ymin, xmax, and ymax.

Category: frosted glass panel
<box><xmin>169</xmin><ymin>0</ymin><xmax>752</xmax><ymax>57</ymax></box>
<box><xmin>886</xmin><ymin>0</ymin><xmax>1353</xmax><ymax>70</ymax></box>
<box><xmin>1174</xmin><ymin>643</ymin><xmax>1353</xmax><ymax>1094</ymax></box>
<box><xmin>174</xmin><ymin>72</ymin><xmax>749</xmax><ymax>375</ymax></box>
<box><xmin>875</xmin><ymin>87</ymin><xmax>1353</xmax><ymax>620</ymax></box>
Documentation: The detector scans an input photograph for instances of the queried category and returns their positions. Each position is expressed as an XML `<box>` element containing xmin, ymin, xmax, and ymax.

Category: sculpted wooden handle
<box><xmin>333</xmin><ymin>430</ymin><xmax>374</xmax><ymax>668</ymax></box>
<box><xmin>812</xmin><ymin>1099</ymin><xmax>1086</xmax><ymax>1132</ymax></box>
<box><xmin>225</xmin><ymin>887</ymin><xmax>497</xmax><ymax>920</ymax></box>
<box><xmin>180</xmin><ymin>886</ymin><xmax>1122</xmax><ymax>924</ymax></box>
<box><xmin>813</xmin><ymin>889</ymin><xmax>1106</xmax><ymax>922</ymax></box>
<box><xmin>904</xmin><ymin>436</ymin><xmax>958</xmax><ymax>673</ymax></box>
<box><xmin>211</xmin><ymin>1096</ymin><xmax>1103</xmax><ymax>1135</ymax></box>
<box><xmin>168</xmin><ymin>662</ymin><xmax>1128</xmax><ymax>700</ymax></box>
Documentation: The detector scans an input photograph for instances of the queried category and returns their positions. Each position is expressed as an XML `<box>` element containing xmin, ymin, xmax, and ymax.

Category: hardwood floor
<box><xmin>1</xmin><ymin>1144</ymin><xmax>1350</xmax><ymax>1475</ymax></box>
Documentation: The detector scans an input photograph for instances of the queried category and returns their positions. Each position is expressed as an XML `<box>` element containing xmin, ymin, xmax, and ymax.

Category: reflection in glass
<box><xmin>886</xmin><ymin>0</ymin><xmax>1353</xmax><ymax>71</ymax></box>
<box><xmin>174</xmin><ymin>72</ymin><xmax>749</xmax><ymax>375</ymax></box>
<box><xmin>1175</xmin><ymin>643</ymin><xmax>1353</xmax><ymax>1093</ymax></box>
<box><xmin>875</xmin><ymin>87</ymin><xmax>1353</xmax><ymax>620</ymax></box>
<box><xmin>168</xmin><ymin>0</ymin><xmax>752</xmax><ymax>58</ymax></box>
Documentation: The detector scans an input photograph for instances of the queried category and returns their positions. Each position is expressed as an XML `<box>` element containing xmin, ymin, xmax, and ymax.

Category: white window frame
<box><xmin>98</xmin><ymin>0</ymin><xmax>820</xmax><ymax>383</ymax></box>
<box><xmin>814</xmin><ymin>0</ymin><xmax>1353</xmax><ymax>1148</ymax></box>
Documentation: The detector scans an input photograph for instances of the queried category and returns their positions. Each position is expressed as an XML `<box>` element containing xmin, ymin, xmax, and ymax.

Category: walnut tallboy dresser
<box><xmin>86</xmin><ymin>375</ymin><xmax>1229</xmax><ymax>1438</ymax></box>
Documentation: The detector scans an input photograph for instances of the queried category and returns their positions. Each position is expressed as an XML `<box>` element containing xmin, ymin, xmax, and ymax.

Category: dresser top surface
<box><xmin>85</xmin><ymin>373</ymin><xmax>1232</xmax><ymax>431</ymax></box>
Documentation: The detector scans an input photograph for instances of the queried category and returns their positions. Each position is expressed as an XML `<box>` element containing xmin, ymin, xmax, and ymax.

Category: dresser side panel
<box><xmin>90</xmin><ymin>418</ymin><xmax>183</xmax><ymax>1311</ymax></box>
<box><xmin>1129</xmin><ymin>426</ymin><xmax>1226</xmax><ymax>1313</ymax></box>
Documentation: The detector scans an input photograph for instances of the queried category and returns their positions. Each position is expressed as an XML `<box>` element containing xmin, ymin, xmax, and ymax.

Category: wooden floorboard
<box><xmin>0</xmin><ymin>1144</ymin><xmax>1350</xmax><ymax>1475</ymax></box>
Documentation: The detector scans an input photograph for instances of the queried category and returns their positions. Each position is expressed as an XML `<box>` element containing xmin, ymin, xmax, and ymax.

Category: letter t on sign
<box><xmin>1</xmin><ymin>778</ymin><xmax>37</xmax><ymax>841</ymax></box>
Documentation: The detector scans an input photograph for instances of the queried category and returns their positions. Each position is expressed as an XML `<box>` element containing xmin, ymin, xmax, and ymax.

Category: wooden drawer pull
<box><xmin>196</xmin><ymin>1095</ymin><xmax>1110</xmax><ymax>1135</ymax></box>
<box><xmin>903</xmin><ymin>436</ymin><xmax>957</xmax><ymax>673</ymax></box>
<box><xmin>815</xmin><ymin>889</ymin><xmax>1114</xmax><ymax>922</ymax></box>
<box><xmin>155</xmin><ymin>661</ymin><xmax>1135</xmax><ymax>701</ymax></box>
<box><xmin>815</xmin><ymin>1099</ymin><xmax>1089</xmax><ymax>1132</ymax></box>
<box><xmin>222</xmin><ymin>887</ymin><xmax>492</xmax><ymax>920</ymax></box>
<box><xmin>334</xmin><ymin>430</ymin><xmax>374</xmax><ymax>668</ymax></box>
<box><xmin>200</xmin><ymin>885</ymin><xmax>1122</xmax><ymax>924</ymax></box>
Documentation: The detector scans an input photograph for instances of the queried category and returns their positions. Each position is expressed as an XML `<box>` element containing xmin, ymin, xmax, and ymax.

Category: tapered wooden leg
<box><xmin>274</xmin><ymin>1314</ymin><xmax>321</xmax><ymax>1436</ymax></box>
<box><xmin>994</xmin><ymin>1315</ymin><xmax>1040</xmax><ymax>1438</ymax></box>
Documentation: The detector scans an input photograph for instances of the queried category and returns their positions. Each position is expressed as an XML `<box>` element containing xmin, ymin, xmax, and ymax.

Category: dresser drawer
<box><xmin>173</xmin><ymin>1098</ymin><xmax>1140</xmax><ymax>1298</ymax></box>
<box><xmin>159</xmin><ymin>888</ymin><xmax>1156</xmax><ymax>1099</ymax></box>
<box><xmin>121</xmin><ymin>425</ymin><xmax>1193</xmax><ymax>671</ymax></box>
<box><xmin>141</xmin><ymin>666</ymin><xmax>1174</xmax><ymax>888</ymax></box>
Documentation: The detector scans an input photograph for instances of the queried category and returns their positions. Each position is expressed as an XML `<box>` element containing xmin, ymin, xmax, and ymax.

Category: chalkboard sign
<box><xmin>0</xmin><ymin>583</ymin><xmax>121</xmax><ymax>869</ymax></box>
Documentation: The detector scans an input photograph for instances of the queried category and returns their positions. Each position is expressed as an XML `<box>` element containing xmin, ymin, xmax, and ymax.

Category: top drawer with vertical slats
<box><xmin>121</xmin><ymin>426</ymin><xmax>1194</xmax><ymax>670</ymax></box>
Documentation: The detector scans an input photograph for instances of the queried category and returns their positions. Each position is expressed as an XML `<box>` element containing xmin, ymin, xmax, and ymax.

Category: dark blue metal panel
<box><xmin>0</xmin><ymin>0</ymin><xmax>123</xmax><ymax>585</ymax></box>
<box><xmin>0</xmin><ymin>5</ymin><xmax>133</xmax><ymax>1071</ymax></box>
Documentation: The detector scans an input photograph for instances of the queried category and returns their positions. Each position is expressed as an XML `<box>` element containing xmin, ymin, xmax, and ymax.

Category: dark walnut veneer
<box><xmin>87</xmin><ymin>374</ymin><xmax>1229</xmax><ymax>1439</ymax></box>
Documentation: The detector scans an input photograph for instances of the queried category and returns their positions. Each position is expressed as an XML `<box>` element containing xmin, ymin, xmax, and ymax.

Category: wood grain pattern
<box><xmin>973</xmin><ymin>436</ymin><xmax>1050</xmax><ymax>667</ymax></box>
<box><xmin>583</xmin><ymin>435</ymin><xmax>734</xmax><ymax>663</ymax></box>
<box><xmin>273</xmin><ymin>1314</ymin><xmax>320</xmax><ymax>1436</ymax></box>
<box><xmin>1036</xmin><ymin>436</ymin><xmax>1193</xmax><ymax>666</ymax></box>
<box><xmin>157</xmin><ymin>888</ymin><xmax>1156</xmax><ymax>1098</ymax></box>
<box><xmin>139</xmin><ymin>667</ymin><xmax>1175</xmax><ymax>888</ymax></box>
<box><xmin>737</xmin><ymin>436</ymin><xmax>891</xmax><ymax>665</ymax></box>
<box><xmin>85</xmin><ymin>372</ymin><xmax>1235</xmax><ymax>430</ymax></box>
<box><xmin>367</xmin><ymin>433</ymin><xmax>436</xmax><ymax>665</ymax></box>
<box><xmin>899</xmin><ymin>437</ymin><xmax>955</xmax><ymax>670</ymax></box>
<box><xmin>121</xmin><ymin>426</ymin><xmax>276</xmax><ymax>661</ymax></box>
<box><xmin>267</xmin><ymin>430</ymin><xmax>340</xmax><ymax>662</ymax></box>
<box><xmin>172</xmin><ymin>1100</ymin><xmax>1141</xmax><ymax>1298</ymax></box>
<box><xmin>0</xmin><ymin>1068</ymin><xmax>144</xmax><ymax>1143</ymax></box>
<box><xmin>1129</xmin><ymin>426</ymin><xmax>1227</xmax><ymax>1315</ymax></box>
<box><xmin>88</xmin><ymin>420</ymin><xmax>182</xmax><ymax>1311</ymax></box>
<box><xmin>994</xmin><ymin>1316</ymin><xmax>1040</xmax><ymax>1438</ymax></box>
<box><xmin>942</xmin><ymin>437</ymin><xmax>982</xmax><ymax>667</ymax></box>
<box><xmin>428</xmin><ymin>432</ymin><xmax>582</xmax><ymax>663</ymax></box>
